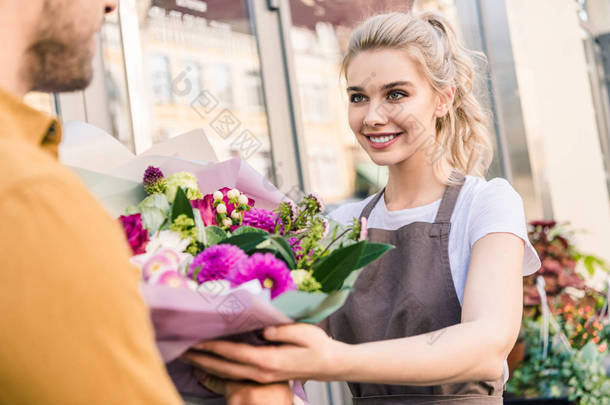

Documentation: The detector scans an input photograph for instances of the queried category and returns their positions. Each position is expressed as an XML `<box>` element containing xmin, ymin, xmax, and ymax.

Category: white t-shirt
<box><xmin>329</xmin><ymin>175</ymin><xmax>541</xmax><ymax>383</ymax></box>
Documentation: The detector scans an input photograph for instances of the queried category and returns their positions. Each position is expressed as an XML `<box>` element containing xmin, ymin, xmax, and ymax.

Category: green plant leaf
<box><xmin>312</xmin><ymin>241</ymin><xmax>366</xmax><ymax>292</ymax></box>
<box><xmin>255</xmin><ymin>236</ymin><xmax>297</xmax><ymax>269</ymax></box>
<box><xmin>203</xmin><ymin>226</ymin><xmax>228</xmax><ymax>247</ymax></box>
<box><xmin>170</xmin><ymin>187</ymin><xmax>195</xmax><ymax>222</ymax></box>
<box><xmin>137</xmin><ymin>193</ymin><xmax>170</xmax><ymax>234</ymax></box>
<box><xmin>222</xmin><ymin>232</ymin><xmax>269</xmax><ymax>252</ymax></box>
<box><xmin>355</xmin><ymin>242</ymin><xmax>394</xmax><ymax>269</ymax></box>
<box><xmin>231</xmin><ymin>226</ymin><xmax>269</xmax><ymax>236</ymax></box>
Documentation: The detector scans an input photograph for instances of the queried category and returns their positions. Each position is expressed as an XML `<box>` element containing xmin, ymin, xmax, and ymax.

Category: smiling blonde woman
<box><xmin>184</xmin><ymin>11</ymin><xmax>541</xmax><ymax>405</ymax></box>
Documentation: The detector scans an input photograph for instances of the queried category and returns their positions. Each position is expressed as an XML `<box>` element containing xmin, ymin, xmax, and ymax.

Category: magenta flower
<box><xmin>191</xmin><ymin>194</ymin><xmax>216</xmax><ymax>226</ymax></box>
<box><xmin>119</xmin><ymin>213</ymin><xmax>149</xmax><ymax>255</ymax></box>
<box><xmin>243</xmin><ymin>208</ymin><xmax>279</xmax><ymax>233</ymax></box>
<box><xmin>289</xmin><ymin>236</ymin><xmax>305</xmax><ymax>260</ymax></box>
<box><xmin>188</xmin><ymin>244</ymin><xmax>248</xmax><ymax>284</ymax></box>
<box><xmin>233</xmin><ymin>253</ymin><xmax>296</xmax><ymax>299</ymax></box>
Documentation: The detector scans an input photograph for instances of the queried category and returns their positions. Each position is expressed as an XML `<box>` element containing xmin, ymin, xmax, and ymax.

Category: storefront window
<box><xmin>100</xmin><ymin>11</ymin><xmax>134</xmax><ymax>151</ymax></box>
<box><xmin>98</xmin><ymin>0</ymin><xmax>274</xmax><ymax>179</ymax></box>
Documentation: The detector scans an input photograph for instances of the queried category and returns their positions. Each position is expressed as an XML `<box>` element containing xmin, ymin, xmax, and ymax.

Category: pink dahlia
<box><xmin>233</xmin><ymin>253</ymin><xmax>296</xmax><ymax>299</ymax></box>
<box><xmin>119</xmin><ymin>213</ymin><xmax>149</xmax><ymax>255</ymax></box>
<box><xmin>188</xmin><ymin>244</ymin><xmax>248</xmax><ymax>284</ymax></box>
<box><xmin>243</xmin><ymin>208</ymin><xmax>279</xmax><ymax>233</ymax></box>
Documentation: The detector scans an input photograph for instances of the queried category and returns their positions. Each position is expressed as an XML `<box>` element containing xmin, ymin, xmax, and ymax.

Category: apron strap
<box><xmin>358</xmin><ymin>172</ymin><xmax>466</xmax><ymax>222</ymax></box>
<box><xmin>433</xmin><ymin>172</ymin><xmax>466</xmax><ymax>224</ymax></box>
<box><xmin>359</xmin><ymin>188</ymin><xmax>385</xmax><ymax>220</ymax></box>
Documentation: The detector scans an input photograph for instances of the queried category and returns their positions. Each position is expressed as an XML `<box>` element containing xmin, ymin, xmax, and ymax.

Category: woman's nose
<box><xmin>363</xmin><ymin>102</ymin><xmax>389</xmax><ymax>128</ymax></box>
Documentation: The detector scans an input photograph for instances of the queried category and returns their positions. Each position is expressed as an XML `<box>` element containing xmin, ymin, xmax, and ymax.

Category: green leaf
<box><xmin>355</xmin><ymin>242</ymin><xmax>394</xmax><ymax>269</ymax></box>
<box><xmin>137</xmin><ymin>193</ymin><xmax>170</xmax><ymax>234</ymax></box>
<box><xmin>312</xmin><ymin>241</ymin><xmax>366</xmax><ymax>292</ymax></box>
<box><xmin>255</xmin><ymin>236</ymin><xmax>297</xmax><ymax>269</ymax></box>
<box><xmin>584</xmin><ymin>255</ymin><xmax>597</xmax><ymax>276</ymax></box>
<box><xmin>193</xmin><ymin>209</ymin><xmax>206</xmax><ymax>244</ymax></box>
<box><xmin>170</xmin><ymin>187</ymin><xmax>195</xmax><ymax>222</ymax></box>
<box><xmin>231</xmin><ymin>226</ymin><xmax>269</xmax><ymax>236</ymax></box>
<box><xmin>222</xmin><ymin>232</ymin><xmax>269</xmax><ymax>253</ymax></box>
<box><xmin>202</xmin><ymin>226</ymin><xmax>227</xmax><ymax>247</ymax></box>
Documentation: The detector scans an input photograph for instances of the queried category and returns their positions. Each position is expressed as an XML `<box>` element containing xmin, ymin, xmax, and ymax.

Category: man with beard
<box><xmin>0</xmin><ymin>1</ymin><xmax>292</xmax><ymax>404</ymax></box>
<box><xmin>0</xmin><ymin>0</ymin><xmax>184</xmax><ymax>404</ymax></box>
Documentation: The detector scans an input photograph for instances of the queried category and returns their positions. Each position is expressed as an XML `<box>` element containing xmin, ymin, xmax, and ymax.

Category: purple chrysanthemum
<box><xmin>188</xmin><ymin>244</ymin><xmax>248</xmax><ymax>284</ymax></box>
<box><xmin>243</xmin><ymin>208</ymin><xmax>279</xmax><ymax>233</ymax></box>
<box><xmin>232</xmin><ymin>253</ymin><xmax>296</xmax><ymax>299</ymax></box>
<box><xmin>143</xmin><ymin>166</ymin><xmax>165</xmax><ymax>194</ymax></box>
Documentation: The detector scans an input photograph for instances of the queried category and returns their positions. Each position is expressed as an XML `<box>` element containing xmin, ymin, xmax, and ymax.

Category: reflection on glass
<box><xmin>131</xmin><ymin>0</ymin><xmax>273</xmax><ymax>179</ymax></box>
<box><xmin>100</xmin><ymin>11</ymin><xmax>134</xmax><ymax>151</ymax></box>
<box><xmin>97</xmin><ymin>0</ymin><xmax>274</xmax><ymax>180</ymax></box>
<box><xmin>149</xmin><ymin>55</ymin><xmax>173</xmax><ymax>104</ymax></box>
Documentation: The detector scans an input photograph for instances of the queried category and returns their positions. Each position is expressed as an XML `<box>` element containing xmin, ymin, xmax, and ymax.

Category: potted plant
<box><xmin>505</xmin><ymin>221</ymin><xmax>610</xmax><ymax>404</ymax></box>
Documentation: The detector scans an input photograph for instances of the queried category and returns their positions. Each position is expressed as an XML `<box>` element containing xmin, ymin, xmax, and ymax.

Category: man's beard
<box><xmin>23</xmin><ymin>1</ymin><xmax>95</xmax><ymax>93</ymax></box>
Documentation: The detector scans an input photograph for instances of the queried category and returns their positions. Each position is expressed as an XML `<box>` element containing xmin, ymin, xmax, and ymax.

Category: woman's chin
<box><xmin>368</xmin><ymin>153</ymin><xmax>405</xmax><ymax>167</ymax></box>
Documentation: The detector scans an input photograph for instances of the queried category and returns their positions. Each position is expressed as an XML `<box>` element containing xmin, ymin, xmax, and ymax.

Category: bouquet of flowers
<box><xmin>60</xmin><ymin>125</ymin><xmax>393</xmax><ymax>399</ymax></box>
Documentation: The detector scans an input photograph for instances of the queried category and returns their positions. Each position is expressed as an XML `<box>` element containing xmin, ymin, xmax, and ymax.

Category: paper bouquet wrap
<box><xmin>60</xmin><ymin>122</ymin><xmax>393</xmax><ymax>400</ymax></box>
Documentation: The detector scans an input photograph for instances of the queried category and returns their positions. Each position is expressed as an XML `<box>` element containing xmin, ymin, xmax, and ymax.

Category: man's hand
<box><xmin>196</xmin><ymin>371</ymin><xmax>293</xmax><ymax>405</ymax></box>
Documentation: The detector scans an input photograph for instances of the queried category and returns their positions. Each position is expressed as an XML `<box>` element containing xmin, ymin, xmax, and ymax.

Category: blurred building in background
<box><xmin>24</xmin><ymin>1</ymin><xmax>610</xmax><ymax>402</ymax></box>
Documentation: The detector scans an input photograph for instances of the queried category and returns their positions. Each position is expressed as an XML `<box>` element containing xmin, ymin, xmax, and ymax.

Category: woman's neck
<box><xmin>384</xmin><ymin>154</ymin><xmax>446</xmax><ymax>211</ymax></box>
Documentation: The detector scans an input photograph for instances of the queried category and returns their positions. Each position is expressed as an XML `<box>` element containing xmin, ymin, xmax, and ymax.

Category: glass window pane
<box><xmin>100</xmin><ymin>11</ymin><xmax>134</xmax><ymax>151</ymax></box>
<box><xmin>99</xmin><ymin>0</ymin><xmax>274</xmax><ymax>180</ymax></box>
<box><xmin>142</xmin><ymin>0</ymin><xmax>272</xmax><ymax>177</ymax></box>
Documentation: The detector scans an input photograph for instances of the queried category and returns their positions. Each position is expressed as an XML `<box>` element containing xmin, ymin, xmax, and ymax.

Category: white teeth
<box><xmin>369</xmin><ymin>134</ymin><xmax>396</xmax><ymax>143</ymax></box>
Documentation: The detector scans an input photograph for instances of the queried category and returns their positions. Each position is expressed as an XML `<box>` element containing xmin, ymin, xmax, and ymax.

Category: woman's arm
<box><xmin>182</xmin><ymin>232</ymin><xmax>524</xmax><ymax>385</ymax></box>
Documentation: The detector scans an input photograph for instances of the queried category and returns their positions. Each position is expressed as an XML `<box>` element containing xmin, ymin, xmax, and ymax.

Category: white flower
<box><xmin>291</xmin><ymin>269</ymin><xmax>310</xmax><ymax>286</ymax></box>
<box><xmin>231</xmin><ymin>211</ymin><xmax>241</xmax><ymax>220</ymax></box>
<box><xmin>147</xmin><ymin>230</ymin><xmax>191</xmax><ymax>254</ymax></box>
<box><xmin>213</xmin><ymin>191</ymin><xmax>224</xmax><ymax>201</ymax></box>
<box><xmin>238</xmin><ymin>194</ymin><xmax>249</xmax><ymax>205</ymax></box>
<box><xmin>227</xmin><ymin>189</ymin><xmax>240</xmax><ymax>199</ymax></box>
<box><xmin>216</xmin><ymin>203</ymin><xmax>227</xmax><ymax>214</ymax></box>
<box><xmin>222</xmin><ymin>218</ymin><xmax>233</xmax><ymax>227</ymax></box>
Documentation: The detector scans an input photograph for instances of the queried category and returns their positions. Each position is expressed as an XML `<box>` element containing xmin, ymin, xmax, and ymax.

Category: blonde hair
<box><xmin>342</xmin><ymin>11</ymin><xmax>493</xmax><ymax>185</ymax></box>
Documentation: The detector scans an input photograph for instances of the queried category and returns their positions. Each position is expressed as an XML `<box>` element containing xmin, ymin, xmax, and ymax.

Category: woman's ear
<box><xmin>435</xmin><ymin>86</ymin><xmax>456</xmax><ymax>118</ymax></box>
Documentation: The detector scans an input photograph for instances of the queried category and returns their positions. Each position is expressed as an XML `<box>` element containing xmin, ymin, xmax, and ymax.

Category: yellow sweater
<box><xmin>0</xmin><ymin>87</ymin><xmax>183</xmax><ymax>405</ymax></box>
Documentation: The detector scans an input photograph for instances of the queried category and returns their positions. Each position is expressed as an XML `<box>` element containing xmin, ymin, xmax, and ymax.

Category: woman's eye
<box><xmin>387</xmin><ymin>90</ymin><xmax>407</xmax><ymax>101</ymax></box>
<box><xmin>350</xmin><ymin>94</ymin><xmax>366</xmax><ymax>103</ymax></box>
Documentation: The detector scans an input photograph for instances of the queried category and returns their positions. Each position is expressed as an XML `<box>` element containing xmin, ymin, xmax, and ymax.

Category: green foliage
<box><xmin>507</xmin><ymin>311</ymin><xmax>610</xmax><ymax>404</ymax></box>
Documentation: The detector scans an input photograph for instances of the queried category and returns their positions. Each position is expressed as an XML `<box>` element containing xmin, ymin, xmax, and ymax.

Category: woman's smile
<box><xmin>364</xmin><ymin>132</ymin><xmax>403</xmax><ymax>149</ymax></box>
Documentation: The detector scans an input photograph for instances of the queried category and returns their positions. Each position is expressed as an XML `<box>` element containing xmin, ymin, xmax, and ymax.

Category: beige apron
<box><xmin>325</xmin><ymin>177</ymin><xmax>504</xmax><ymax>404</ymax></box>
